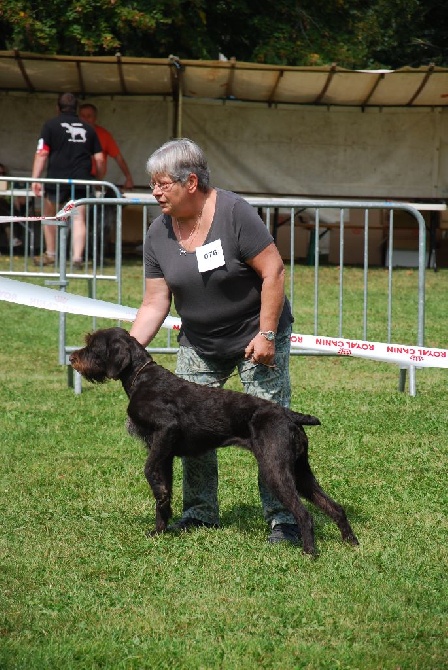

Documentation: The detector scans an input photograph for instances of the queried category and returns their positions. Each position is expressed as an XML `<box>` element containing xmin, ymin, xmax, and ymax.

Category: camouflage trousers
<box><xmin>175</xmin><ymin>326</ymin><xmax>296</xmax><ymax>528</ymax></box>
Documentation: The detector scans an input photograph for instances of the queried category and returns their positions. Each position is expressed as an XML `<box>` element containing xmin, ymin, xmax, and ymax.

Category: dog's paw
<box><xmin>345</xmin><ymin>532</ymin><xmax>360</xmax><ymax>546</ymax></box>
<box><xmin>301</xmin><ymin>539</ymin><xmax>317</xmax><ymax>556</ymax></box>
<box><xmin>146</xmin><ymin>527</ymin><xmax>165</xmax><ymax>538</ymax></box>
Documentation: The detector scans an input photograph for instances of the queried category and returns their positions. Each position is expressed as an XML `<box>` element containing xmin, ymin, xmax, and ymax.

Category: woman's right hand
<box><xmin>32</xmin><ymin>182</ymin><xmax>42</xmax><ymax>197</ymax></box>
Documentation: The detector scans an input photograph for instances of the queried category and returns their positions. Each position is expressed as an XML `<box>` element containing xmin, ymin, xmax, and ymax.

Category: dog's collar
<box><xmin>130</xmin><ymin>360</ymin><xmax>152</xmax><ymax>388</ymax></box>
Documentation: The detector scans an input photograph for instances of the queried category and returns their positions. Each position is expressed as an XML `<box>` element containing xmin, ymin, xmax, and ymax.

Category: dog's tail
<box><xmin>288</xmin><ymin>409</ymin><xmax>321</xmax><ymax>426</ymax></box>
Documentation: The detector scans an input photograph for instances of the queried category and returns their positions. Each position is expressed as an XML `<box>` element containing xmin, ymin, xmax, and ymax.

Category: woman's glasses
<box><xmin>149</xmin><ymin>180</ymin><xmax>178</xmax><ymax>192</ymax></box>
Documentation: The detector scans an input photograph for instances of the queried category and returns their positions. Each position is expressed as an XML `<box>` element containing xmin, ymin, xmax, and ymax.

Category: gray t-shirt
<box><xmin>144</xmin><ymin>188</ymin><xmax>293</xmax><ymax>358</ymax></box>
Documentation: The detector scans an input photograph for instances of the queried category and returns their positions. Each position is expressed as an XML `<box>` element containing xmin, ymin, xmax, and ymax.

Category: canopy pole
<box><xmin>177</xmin><ymin>79</ymin><xmax>183</xmax><ymax>138</ymax></box>
<box><xmin>169</xmin><ymin>55</ymin><xmax>183</xmax><ymax>138</ymax></box>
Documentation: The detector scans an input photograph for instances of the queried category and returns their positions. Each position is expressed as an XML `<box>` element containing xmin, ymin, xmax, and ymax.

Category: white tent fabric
<box><xmin>1</xmin><ymin>52</ymin><xmax>448</xmax><ymax>199</ymax></box>
<box><xmin>1</xmin><ymin>52</ymin><xmax>448</xmax><ymax>107</ymax></box>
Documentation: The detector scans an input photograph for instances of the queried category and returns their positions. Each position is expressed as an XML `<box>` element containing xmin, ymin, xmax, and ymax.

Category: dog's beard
<box><xmin>70</xmin><ymin>353</ymin><xmax>109</xmax><ymax>383</ymax></box>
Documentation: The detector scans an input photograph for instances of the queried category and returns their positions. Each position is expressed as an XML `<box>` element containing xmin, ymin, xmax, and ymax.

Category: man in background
<box><xmin>79</xmin><ymin>103</ymin><xmax>134</xmax><ymax>190</ymax></box>
<box><xmin>31</xmin><ymin>92</ymin><xmax>104</xmax><ymax>267</ymax></box>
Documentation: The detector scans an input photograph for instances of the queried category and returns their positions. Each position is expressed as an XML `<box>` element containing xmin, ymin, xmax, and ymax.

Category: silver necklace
<box><xmin>174</xmin><ymin>207</ymin><xmax>203</xmax><ymax>255</ymax></box>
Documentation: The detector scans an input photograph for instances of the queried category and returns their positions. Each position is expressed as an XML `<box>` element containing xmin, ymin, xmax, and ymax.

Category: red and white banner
<box><xmin>289</xmin><ymin>333</ymin><xmax>448</xmax><ymax>368</ymax></box>
<box><xmin>0</xmin><ymin>277</ymin><xmax>447</xmax><ymax>369</ymax></box>
<box><xmin>0</xmin><ymin>200</ymin><xmax>76</xmax><ymax>224</ymax></box>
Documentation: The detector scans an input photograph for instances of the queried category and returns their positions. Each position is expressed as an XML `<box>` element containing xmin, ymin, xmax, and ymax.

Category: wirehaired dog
<box><xmin>69</xmin><ymin>327</ymin><xmax>358</xmax><ymax>554</ymax></box>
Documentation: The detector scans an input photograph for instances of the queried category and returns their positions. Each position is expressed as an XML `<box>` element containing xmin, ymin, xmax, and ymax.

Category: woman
<box><xmin>130</xmin><ymin>138</ymin><xmax>300</xmax><ymax>545</ymax></box>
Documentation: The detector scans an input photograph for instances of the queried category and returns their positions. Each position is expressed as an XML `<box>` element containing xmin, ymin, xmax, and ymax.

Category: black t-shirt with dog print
<box><xmin>37</xmin><ymin>112</ymin><xmax>101</xmax><ymax>181</ymax></box>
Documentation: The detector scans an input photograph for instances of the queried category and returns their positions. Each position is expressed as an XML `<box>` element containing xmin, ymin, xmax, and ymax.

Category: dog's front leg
<box><xmin>144</xmin><ymin>452</ymin><xmax>174</xmax><ymax>535</ymax></box>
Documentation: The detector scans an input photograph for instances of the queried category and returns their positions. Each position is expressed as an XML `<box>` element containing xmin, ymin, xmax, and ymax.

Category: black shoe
<box><xmin>167</xmin><ymin>518</ymin><xmax>219</xmax><ymax>532</ymax></box>
<box><xmin>268</xmin><ymin>523</ymin><xmax>301</xmax><ymax>545</ymax></box>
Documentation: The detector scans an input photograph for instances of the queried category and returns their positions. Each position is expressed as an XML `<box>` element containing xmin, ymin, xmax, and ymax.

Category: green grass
<box><xmin>1</xmin><ymin>264</ymin><xmax>447</xmax><ymax>669</ymax></box>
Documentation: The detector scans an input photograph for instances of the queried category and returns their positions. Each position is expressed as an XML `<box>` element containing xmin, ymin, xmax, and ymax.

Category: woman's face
<box><xmin>150</xmin><ymin>173</ymin><xmax>195</xmax><ymax>217</ymax></box>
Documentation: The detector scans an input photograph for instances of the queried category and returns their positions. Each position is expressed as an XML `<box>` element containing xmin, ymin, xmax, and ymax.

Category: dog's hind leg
<box><xmin>295</xmin><ymin>454</ymin><xmax>359</xmax><ymax>546</ymax></box>
<box><xmin>256</xmin><ymin>452</ymin><xmax>316</xmax><ymax>554</ymax></box>
<box><xmin>144</xmin><ymin>452</ymin><xmax>174</xmax><ymax>535</ymax></box>
<box><xmin>251</xmin><ymin>415</ymin><xmax>316</xmax><ymax>554</ymax></box>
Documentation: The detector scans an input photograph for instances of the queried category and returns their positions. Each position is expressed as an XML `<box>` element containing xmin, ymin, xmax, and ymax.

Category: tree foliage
<box><xmin>1</xmin><ymin>0</ymin><xmax>447</xmax><ymax>68</ymax></box>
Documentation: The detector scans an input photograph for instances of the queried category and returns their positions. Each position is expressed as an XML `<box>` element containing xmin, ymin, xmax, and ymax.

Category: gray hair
<box><xmin>146</xmin><ymin>138</ymin><xmax>210</xmax><ymax>192</ymax></box>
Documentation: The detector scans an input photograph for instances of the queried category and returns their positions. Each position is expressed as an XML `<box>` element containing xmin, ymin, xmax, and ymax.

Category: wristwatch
<box><xmin>259</xmin><ymin>330</ymin><xmax>276</xmax><ymax>341</ymax></box>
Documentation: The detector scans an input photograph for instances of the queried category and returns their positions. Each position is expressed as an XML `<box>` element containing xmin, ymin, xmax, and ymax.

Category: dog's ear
<box><xmin>105</xmin><ymin>329</ymin><xmax>132</xmax><ymax>379</ymax></box>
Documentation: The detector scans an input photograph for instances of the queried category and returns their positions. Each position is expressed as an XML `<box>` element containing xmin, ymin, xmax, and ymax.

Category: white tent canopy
<box><xmin>1</xmin><ymin>51</ymin><xmax>448</xmax><ymax>199</ymax></box>
<box><xmin>2</xmin><ymin>51</ymin><xmax>448</xmax><ymax>107</ymax></box>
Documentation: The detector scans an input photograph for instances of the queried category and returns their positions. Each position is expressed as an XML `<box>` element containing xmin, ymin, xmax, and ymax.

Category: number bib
<box><xmin>195</xmin><ymin>239</ymin><xmax>225</xmax><ymax>273</ymax></box>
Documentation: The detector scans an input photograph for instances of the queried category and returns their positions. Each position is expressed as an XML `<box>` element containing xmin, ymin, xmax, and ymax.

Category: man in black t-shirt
<box><xmin>31</xmin><ymin>92</ymin><xmax>104</xmax><ymax>267</ymax></box>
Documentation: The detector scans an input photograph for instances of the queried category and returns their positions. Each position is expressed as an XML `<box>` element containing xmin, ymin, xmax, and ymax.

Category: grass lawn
<box><xmin>1</xmin><ymin>262</ymin><xmax>447</xmax><ymax>669</ymax></box>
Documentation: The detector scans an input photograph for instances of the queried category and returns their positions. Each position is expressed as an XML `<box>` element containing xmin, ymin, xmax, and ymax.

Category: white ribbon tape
<box><xmin>0</xmin><ymin>276</ymin><xmax>447</xmax><ymax>368</ymax></box>
<box><xmin>289</xmin><ymin>334</ymin><xmax>448</xmax><ymax>368</ymax></box>
<box><xmin>0</xmin><ymin>277</ymin><xmax>178</xmax><ymax>330</ymax></box>
<box><xmin>0</xmin><ymin>200</ymin><xmax>76</xmax><ymax>224</ymax></box>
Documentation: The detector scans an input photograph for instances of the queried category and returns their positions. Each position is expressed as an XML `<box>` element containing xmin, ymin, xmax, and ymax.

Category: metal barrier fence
<box><xmin>249</xmin><ymin>198</ymin><xmax>428</xmax><ymax>396</ymax></box>
<box><xmin>0</xmin><ymin>176</ymin><xmax>122</xmax><ymax>275</ymax></box>
<box><xmin>248</xmin><ymin>197</ymin><xmax>427</xmax><ymax>345</ymax></box>
<box><xmin>0</xmin><ymin>177</ymin><xmax>122</xmax><ymax>365</ymax></box>
<box><xmin>0</xmin><ymin>185</ymin><xmax>428</xmax><ymax>394</ymax></box>
<box><xmin>112</xmin><ymin>195</ymin><xmax>427</xmax><ymax>394</ymax></box>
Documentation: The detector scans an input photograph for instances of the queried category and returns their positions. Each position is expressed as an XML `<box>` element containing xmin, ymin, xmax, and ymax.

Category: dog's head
<box><xmin>69</xmin><ymin>327</ymin><xmax>141</xmax><ymax>383</ymax></box>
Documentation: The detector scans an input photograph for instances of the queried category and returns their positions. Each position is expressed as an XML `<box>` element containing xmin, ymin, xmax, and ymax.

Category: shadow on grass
<box><xmin>133</xmin><ymin>503</ymin><xmax>263</xmax><ymax>534</ymax></box>
<box><xmin>134</xmin><ymin>501</ymin><xmax>367</xmax><ymax>540</ymax></box>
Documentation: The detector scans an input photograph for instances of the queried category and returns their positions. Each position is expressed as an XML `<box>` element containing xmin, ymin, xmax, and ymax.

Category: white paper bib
<box><xmin>195</xmin><ymin>239</ymin><xmax>225</xmax><ymax>273</ymax></box>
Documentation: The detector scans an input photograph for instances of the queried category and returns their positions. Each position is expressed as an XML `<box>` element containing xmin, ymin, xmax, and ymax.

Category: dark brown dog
<box><xmin>69</xmin><ymin>327</ymin><xmax>358</xmax><ymax>554</ymax></box>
